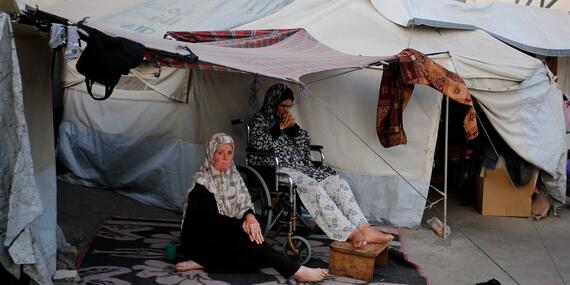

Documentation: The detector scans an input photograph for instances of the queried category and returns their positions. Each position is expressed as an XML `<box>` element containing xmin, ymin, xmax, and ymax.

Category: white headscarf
<box><xmin>182</xmin><ymin>133</ymin><xmax>253</xmax><ymax>224</ymax></box>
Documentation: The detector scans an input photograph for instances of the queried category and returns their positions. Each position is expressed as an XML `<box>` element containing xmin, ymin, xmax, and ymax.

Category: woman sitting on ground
<box><xmin>248</xmin><ymin>84</ymin><xmax>393</xmax><ymax>248</ymax></box>
<box><xmin>176</xmin><ymin>133</ymin><xmax>328</xmax><ymax>282</ymax></box>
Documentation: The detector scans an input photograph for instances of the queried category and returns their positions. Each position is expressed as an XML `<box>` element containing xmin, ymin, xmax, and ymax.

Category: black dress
<box><xmin>180</xmin><ymin>184</ymin><xmax>300</xmax><ymax>278</ymax></box>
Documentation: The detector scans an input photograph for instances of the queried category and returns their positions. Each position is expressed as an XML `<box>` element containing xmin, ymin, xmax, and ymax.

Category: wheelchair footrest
<box><xmin>328</xmin><ymin>241</ymin><xmax>389</xmax><ymax>281</ymax></box>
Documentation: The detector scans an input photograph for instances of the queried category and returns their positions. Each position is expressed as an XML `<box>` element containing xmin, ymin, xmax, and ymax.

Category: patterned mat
<box><xmin>76</xmin><ymin>217</ymin><xmax>429</xmax><ymax>284</ymax></box>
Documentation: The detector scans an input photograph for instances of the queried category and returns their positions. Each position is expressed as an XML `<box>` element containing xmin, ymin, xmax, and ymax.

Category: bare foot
<box><xmin>293</xmin><ymin>266</ymin><xmax>328</xmax><ymax>282</ymax></box>
<box><xmin>348</xmin><ymin>228</ymin><xmax>367</xmax><ymax>248</ymax></box>
<box><xmin>175</xmin><ymin>260</ymin><xmax>204</xmax><ymax>272</ymax></box>
<box><xmin>359</xmin><ymin>224</ymin><xmax>394</xmax><ymax>244</ymax></box>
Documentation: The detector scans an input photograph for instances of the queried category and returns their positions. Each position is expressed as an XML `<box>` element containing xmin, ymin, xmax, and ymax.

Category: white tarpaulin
<box><xmin>44</xmin><ymin>0</ymin><xmax>293</xmax><ymax>38</ymax></box>
<box><xmin>371</xmin><ymin>0</ymin><xmax>570</xmax><ymax>56</ymax></box>
<box><xmin>0</xmin><ymin>13</ymin><xmax>57</xmax><ymax>285</ymax></box>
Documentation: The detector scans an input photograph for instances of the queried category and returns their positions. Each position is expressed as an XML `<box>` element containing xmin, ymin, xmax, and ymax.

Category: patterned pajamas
<box><xmin>280</xmin><ymin>168</ymin><xmax>368</xmax><ymax>241</ymax></box>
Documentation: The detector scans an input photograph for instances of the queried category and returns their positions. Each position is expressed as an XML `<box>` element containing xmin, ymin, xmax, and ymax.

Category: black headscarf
<box><xmin>259</xmin><ymin>83</ymin><xmax>294</xmax><ymax>122</ymax></box>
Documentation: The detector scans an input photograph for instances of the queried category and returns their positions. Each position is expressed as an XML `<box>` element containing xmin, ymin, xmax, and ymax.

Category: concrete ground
<box><xmin>57</xmin><ymin>181</ymin><xmax>570</xmax><ymax>285</ymax></box>
<box><xmin>402</xmin><ymin>198</ymin><xmax>570</xmax><ymax>285</ymax></box>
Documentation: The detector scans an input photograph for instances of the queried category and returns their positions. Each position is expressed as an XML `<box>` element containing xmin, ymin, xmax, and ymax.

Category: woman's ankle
<box><xmin>348</xmin><ymin>228</ymin><xmax>367</xmax><ymax>248</ymax></box>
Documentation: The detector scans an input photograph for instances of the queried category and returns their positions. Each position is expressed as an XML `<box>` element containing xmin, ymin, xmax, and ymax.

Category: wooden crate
<box><xmin>329</xmin><ymin>241</ymin><xmax>389</xmax><ymax>281</ymax></box>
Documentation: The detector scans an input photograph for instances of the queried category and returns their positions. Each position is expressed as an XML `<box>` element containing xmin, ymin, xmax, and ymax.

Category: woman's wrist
<box><xmin>245</xmin><ymin>213</ymin><xmax>258</xmax><ymax>225</ymax></box>
<box><xmin>242</xmin><ymin>209</ymin><xmax>254</xmax><ymax>220</ymax></box>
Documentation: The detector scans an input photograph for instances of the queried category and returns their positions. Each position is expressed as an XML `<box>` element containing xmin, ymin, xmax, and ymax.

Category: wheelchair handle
<box><xmin>310</xmin><ymin>145</ymin><xmax>323</xmax><ymax>150</ymax></box>
<box><xmin>310</xmin><ymin>145</ymin><xmax>325</xmax><ymax>164</ymax></box>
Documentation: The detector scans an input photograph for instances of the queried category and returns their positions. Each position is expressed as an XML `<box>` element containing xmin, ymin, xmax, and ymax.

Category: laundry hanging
<box><xmin>376</xmin><ymin>48</ymin><xmax>478</xmax><ymax>148</ymax></box>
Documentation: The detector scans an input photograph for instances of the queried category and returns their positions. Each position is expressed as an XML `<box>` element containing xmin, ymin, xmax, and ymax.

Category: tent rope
<box><xmin>302</xmin><ymin>55</ymin><xmax>455</xmax><ymax>208</ymax></box>
<box><xmin>425</xmin><ymin>197</ymin><xmax>445</xmax><ymax>210</ymax></box>
<box><xmin>304</xmin><ymin>88</ymin><xmax>439</xmax><ymax>203</ymax></box>
<box><xmin>303</xmin><ymin>53</ymin><xmax>453</xmax><ymax>205</ymax></box>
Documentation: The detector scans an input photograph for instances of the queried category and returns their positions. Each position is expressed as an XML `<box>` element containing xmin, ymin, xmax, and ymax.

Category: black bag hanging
<box><xmin>76</xmin><ymin>24</ymin><xmax>145</xmax><ymax>100</ymax></box>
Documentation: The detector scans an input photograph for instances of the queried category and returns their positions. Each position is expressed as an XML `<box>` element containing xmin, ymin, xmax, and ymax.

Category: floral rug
<box><xmin>76</xmin><ymin>217</ymin><xmax>429</xmax><ymax>284</ymax></box>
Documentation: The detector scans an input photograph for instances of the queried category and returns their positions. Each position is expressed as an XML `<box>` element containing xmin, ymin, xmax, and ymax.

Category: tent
<box><xmin>0</xmin><ymin>1</ymin><xmax>295</xmax><ymax>284</ymax></box>
<box><xmin>52</xmin><ymin>0</ymin><xmax>566</xmax><ymax>230</ymax></box>
<box><xmin>2</xmin><ymin>0</ymin><xmax>568</xmax><ymax>283</ymax></box>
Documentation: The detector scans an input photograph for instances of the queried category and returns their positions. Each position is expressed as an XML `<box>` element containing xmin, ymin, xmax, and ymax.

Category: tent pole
<box><xmin>443</xmin><ymin>96</ymin><xmax>449</xmax><ymax>240</ymax></box>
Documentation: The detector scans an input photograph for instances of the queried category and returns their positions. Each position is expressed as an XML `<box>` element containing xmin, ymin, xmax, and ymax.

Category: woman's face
<box><xmin>212</xmin><ymin>143</ymin><xmax>234</xmax><ymax>172</ymax></box>
<box><xmin>276</xmin><ymin>99</ymin><xmax>294</xmax><ymax>120</ymax></box>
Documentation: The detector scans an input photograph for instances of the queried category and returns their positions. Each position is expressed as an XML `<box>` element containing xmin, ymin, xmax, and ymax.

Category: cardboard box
<box><xmin>475</xmin><ymin>168</ymin><xmax>538</xmax><ymax>217</ymax></box>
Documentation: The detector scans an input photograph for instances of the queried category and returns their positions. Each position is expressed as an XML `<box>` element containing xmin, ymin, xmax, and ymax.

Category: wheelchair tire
<box><xmin>282</xmin><ymin>235</ymin><xmax>312</xmax><ymax>265</ymax></box>
<box><xmin>237</xmin><ymin>165</ymin><xmax>273</xmax><ymax>236</ymax></box>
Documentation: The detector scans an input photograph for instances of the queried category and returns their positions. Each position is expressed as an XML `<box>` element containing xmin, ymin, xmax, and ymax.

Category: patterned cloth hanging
<box><xmin>376</xmin><ymin>48</ymin><xmax>478</xmax><ymax>148</ymax></box>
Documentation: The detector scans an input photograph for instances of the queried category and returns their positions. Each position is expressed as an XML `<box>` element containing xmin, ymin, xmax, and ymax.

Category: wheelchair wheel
<box><xmin>282</xmin><ymin>235</ymin><xmax>312</xmax><ymax>265</ymax></box>
<box><xmin>237</xmin><ymin>165</ymin><xmax>272</xmax><ymax>236</ymax></box>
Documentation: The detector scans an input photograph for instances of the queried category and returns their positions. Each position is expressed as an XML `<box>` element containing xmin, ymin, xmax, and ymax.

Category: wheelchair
<box><xmin>232</xmin><ymin>119</ymin><xmax>325</xmax><ymax>265</ymax></box>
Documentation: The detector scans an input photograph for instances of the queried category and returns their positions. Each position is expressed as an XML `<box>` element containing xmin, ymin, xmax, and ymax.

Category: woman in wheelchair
<box><xmin>176</xmin><ymin>133</ymin><xmax>328</xmax><ymax>282</ymax></box>
<box><xmin>249</xmin><ymin>84</ymin><xmax>394</xmax><ymax>248</ymax></box>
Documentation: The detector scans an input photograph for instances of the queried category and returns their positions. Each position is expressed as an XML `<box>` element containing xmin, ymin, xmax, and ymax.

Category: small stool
<box><xmin>328</xmin><ymin>241</ymin><xmax>389</xmax><ymax>281</ymax></box>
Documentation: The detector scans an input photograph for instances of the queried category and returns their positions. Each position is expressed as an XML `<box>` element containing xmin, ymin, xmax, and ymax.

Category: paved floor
<box><xmin>402</xmin><ymin>199</ymin><xmax>570</xmax><ymax>285</ymax></box>
<box><xmin>57</xmin><ymin>181</ymin><xmax>570</xmax><ymax>285</ymax></box>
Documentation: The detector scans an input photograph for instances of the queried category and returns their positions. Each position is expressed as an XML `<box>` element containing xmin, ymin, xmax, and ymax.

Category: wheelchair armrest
<box><xmin>246</xmin><ymin>147</ymin><xmax>280</xmax><ymax>167</ymax></box>
<box><xmin>310</xmin><ymin>145</ymin><xmax>323</xmax><ymax>151</ymax></box>
<box><xmin>309</xmin><ymin>145</ymin><xmax>325</xmax><ymax>166</ymax></box>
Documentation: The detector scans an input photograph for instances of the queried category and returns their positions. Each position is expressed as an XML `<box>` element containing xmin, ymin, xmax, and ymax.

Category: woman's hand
<box><xmin>279</xmin><ymin>112</ymin><xmax>295</xmax><ymax>130</ymax></box>
<box><xmin>242</xmin><ymin>213</ymin><xmax>264</xmax><ymax>244</ymax></box>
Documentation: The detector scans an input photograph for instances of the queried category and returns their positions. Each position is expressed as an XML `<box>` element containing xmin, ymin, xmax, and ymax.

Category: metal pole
<box><xmin>443</xmin><ymin>97</ymin><xmax>449</xmax><ymax>240</ymax></box>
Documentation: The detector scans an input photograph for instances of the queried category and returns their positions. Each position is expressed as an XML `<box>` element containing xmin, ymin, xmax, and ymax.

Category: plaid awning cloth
<box><xmin>164</xmin><ymin>29</ymin><xmax>300</xmax><ymax>46</ymax></box>
<box><xmin>88</xmin><ymin>24</ymin><xmax>391</xmax><ymax>84</ymax></box>
<box><xmin>157</xmin><ymin>28</ymin><xmax>391</xmax><ymax>83</ymax></box>
<box><xmin>155</xmin><ymin>29</ymin><xmax>304</xmax><ymax>73</ymax></box>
